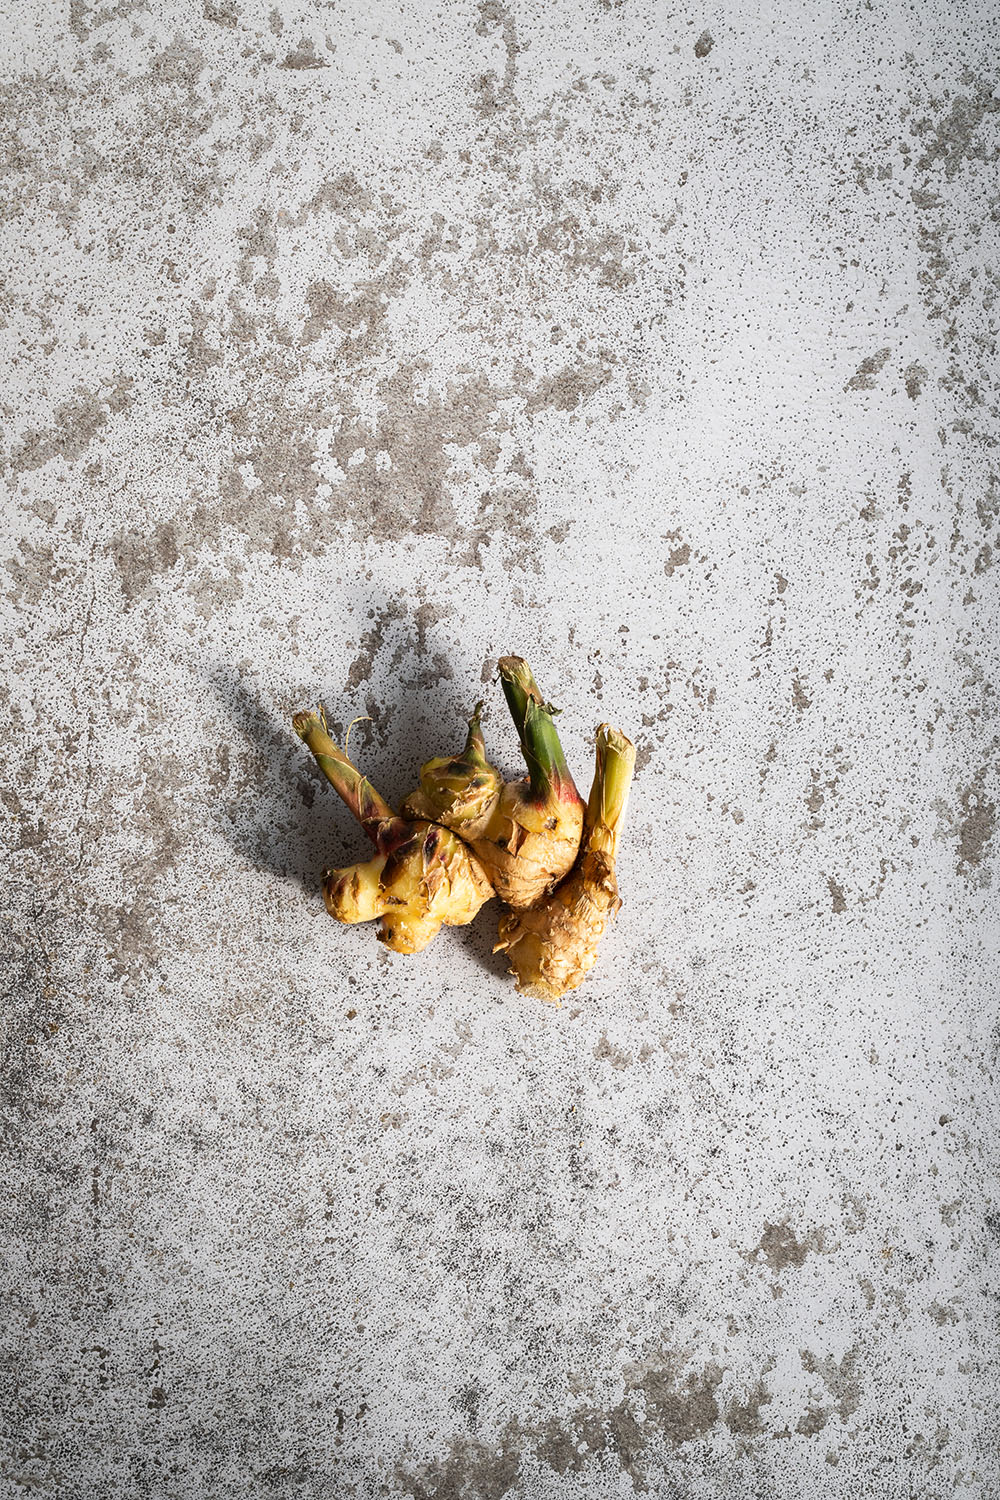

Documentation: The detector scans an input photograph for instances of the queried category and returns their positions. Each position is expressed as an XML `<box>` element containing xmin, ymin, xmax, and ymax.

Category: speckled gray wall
<box><xmin>2</xmin><ymin>1</ymin><xmax>998</xmax><ymax>1496</ymax></box>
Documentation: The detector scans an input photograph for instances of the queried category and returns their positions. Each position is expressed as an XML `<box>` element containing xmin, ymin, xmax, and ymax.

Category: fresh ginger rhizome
<box><xmin>293</xmin><ymin>657</ymin><xmax>635</xmax><ymax>1003</ymax></box>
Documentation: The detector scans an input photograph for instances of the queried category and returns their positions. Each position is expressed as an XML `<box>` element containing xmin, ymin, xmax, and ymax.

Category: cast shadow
<box><xmin>205</xmin><ymin>665</ymin><xmax>331</xmax><ymax>894</ymax></box>
<box><xmin>458</xmin><ymin>901</ymin><xmax>513</xmax><ymax>983</ymax></box>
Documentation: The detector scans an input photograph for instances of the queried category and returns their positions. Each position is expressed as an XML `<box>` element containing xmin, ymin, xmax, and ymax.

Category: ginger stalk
<box><xmin>406</xmin><ymin>701</ymin><xmax>504</xmax><ymax>830</ymax></box>
<box><xmin>292</xmin><ymin>709</ymin><xmax>493</xmax><ymax>954</ymax></box>
<box><xmin>402</xmin><ymin>657</ymin><xmax>585</xmax><ymax>909</ymax></box>
<box><xmin>493</xmin><ymin>723</ymin><xmax>635</xmax><ymax>1002</ymax></box>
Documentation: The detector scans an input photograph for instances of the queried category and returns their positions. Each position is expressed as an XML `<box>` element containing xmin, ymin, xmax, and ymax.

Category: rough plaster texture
<box><xmin>2</xmin><ymin>1</ymin><xmax>999</xmax><ymax>1496</ymax></box>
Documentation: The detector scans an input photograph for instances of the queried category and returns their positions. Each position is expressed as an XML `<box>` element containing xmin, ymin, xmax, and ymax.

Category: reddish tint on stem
<box><xmin>291</xmin><ymin>709</ymin><xmax>404</xmax><ymax>849</ymax></box>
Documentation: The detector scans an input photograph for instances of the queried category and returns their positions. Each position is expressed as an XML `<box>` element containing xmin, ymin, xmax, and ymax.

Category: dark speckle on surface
<box><xmin>756</xmin><ymin>1222</ymin><xmax>819</xmax><ymax>1272</ymax></box>
<box><xmin>826</xmin><ymin>875</ymin><xmax>847</xmax><ymax>913</ymax></box>
<box><xmin>845</xmin><ymin>347</ymin><xmax>892</xmax><ymax>392</ymax></box>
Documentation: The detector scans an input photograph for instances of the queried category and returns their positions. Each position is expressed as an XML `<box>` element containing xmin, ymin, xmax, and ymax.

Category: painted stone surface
<box><xmin>1</xmin><ymin>1</ymin><xmax>997</xmax><ymax>1496</ymax></box>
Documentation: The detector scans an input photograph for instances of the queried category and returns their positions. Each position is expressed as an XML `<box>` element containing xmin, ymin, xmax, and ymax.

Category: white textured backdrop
<box><xmin>2</xmin><ymin>1</ymin><xmax>998</xmax><ymax>1496</ymax></box>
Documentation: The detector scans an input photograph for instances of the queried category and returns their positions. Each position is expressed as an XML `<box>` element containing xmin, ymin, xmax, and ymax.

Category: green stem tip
<box><xmin>497</xmin><ymin>656</ymin><xmax>581</xmax><ymax>806</ymax></box>
<box><xmin>585</xmin><ymin>723</ymin><xmax>636</xmax><ymax>857</ymax></box>
<box><xmin>462</xmin><ymin>701</ymin><xmax>490</xmax><ymax>766</ymax></box>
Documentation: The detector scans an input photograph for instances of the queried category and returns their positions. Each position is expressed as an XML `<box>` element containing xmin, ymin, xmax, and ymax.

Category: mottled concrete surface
<box><xmin>2</xmin><ymin>1</ymin><xmax>998</xmax><ymax>1496</ymax></box>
